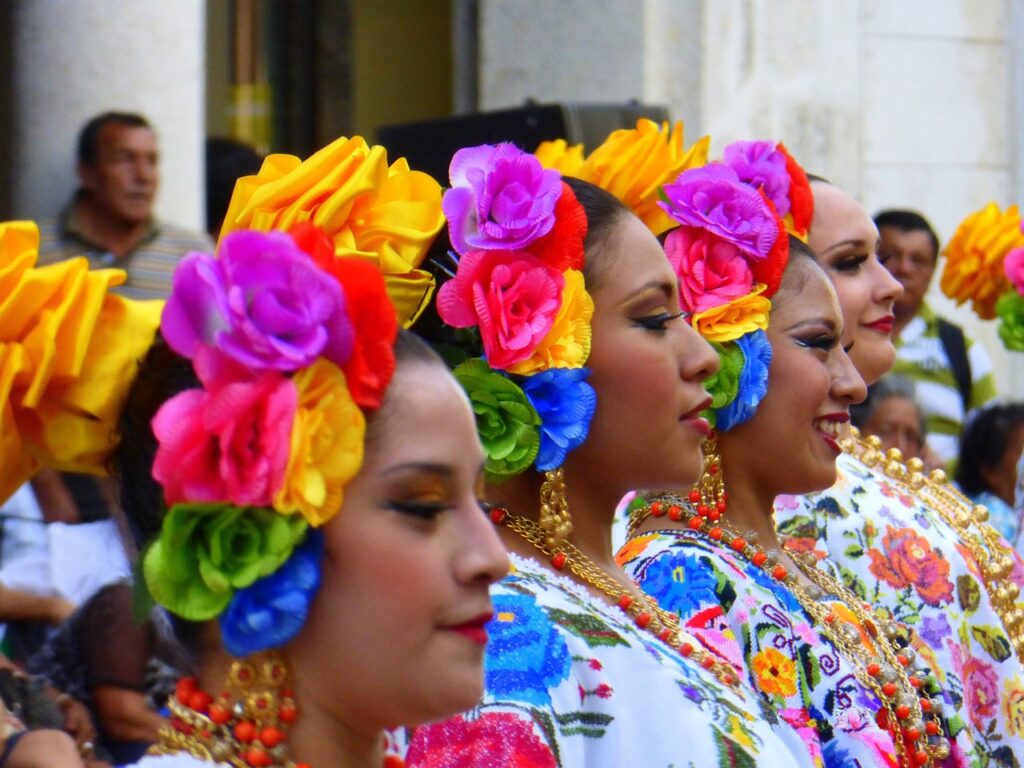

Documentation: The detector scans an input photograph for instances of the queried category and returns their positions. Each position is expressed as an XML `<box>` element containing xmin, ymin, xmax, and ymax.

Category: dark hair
<box><xmin>955</xmin><ymin>402</ymin><xmax>1024</xmax><ymax>496</ymax></box>
<box><xmin>77</xmin><ymin>112</ymin><xmax>152</xmax><ymax>166</ymax></box>
<box><xmin>772</xmin><ymin>234</ymin><xmax>823</xmax><ymax>301</ymax></box>
<box><xmin>873</xmin><ymin>209</ymin><xmax>940</xmax><ymax>261</ymax></box>
<box><xmin>206</xmin><ymin>138</ymin><xmax>264</xmax><ymax>237</ymax></box>
<box><xmin>561</xmin><ymin>176</ymin><xmax>631</xmax><ymax>288</ymax></box>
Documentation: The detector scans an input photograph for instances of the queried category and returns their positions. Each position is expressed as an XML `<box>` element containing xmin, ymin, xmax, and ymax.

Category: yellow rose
<box><xmin>534</xmin><ymin>139</ymin><xmax>585</xmax><ymax>176</ymax></box>
<box><xmin>508</xmin><ymin>269</ymin><xmax>594</xmax><ymax>375</ymax></box>
<box><xmin>940</xmin><ymin>202</ymin><xmax>1024</xmax><ymax>320</ymax></box>
<box><xmin>1004</xmin><ymin>678</ymin><xmax>1024</xmax><ymax>736</ymax></box>
<box><xmin>0</xmin><ymin>221</ymin><xmax>162</xmax><ymax>504</ymax></box>
<box><xmin>572</xmin><ymin>119</ymin><xmax>710</xmax><ymax>236</ymax></box>
<box><xmin>220</xmin><ymin>135</ymin><xmax>444</xmax><ymax>326</ymax></box>
<box><xmin>274</xmin><ymin>359</ymin><xmax>365</xmax><ymax>527</ymax></box>
<box><xmin>692</xmin><ymin>286</ymin><xmax>770</xmax><ymax>343</ymax></box>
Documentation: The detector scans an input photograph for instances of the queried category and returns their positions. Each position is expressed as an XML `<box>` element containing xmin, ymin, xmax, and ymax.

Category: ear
<box><xmin>77</xmin><ymin>162</ymin><xmax>96</xmax><ymax>191</ymax></box>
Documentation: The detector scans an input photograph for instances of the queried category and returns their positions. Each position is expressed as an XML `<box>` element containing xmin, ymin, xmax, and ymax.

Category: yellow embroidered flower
<box><xmin>274</xmin><ymin>359</ymin><xmax>365</xmax><ymax>526</ymax></box>
<box><xmin>534</xmin><ymin>139</ymin><xmax>585</xmax><ymax>176</ymax></box>
<box><xmin>1004</xmin><ymin>677</ymin><xmax>1024</xmax><ymax>736</ymax></box>
<box><xmin>508</xmin><ymin>269</ymin><xmax>594</xmax><ymax>375</ymax></box>
<box><xmin>572</xmin><ymin>119</ymin><xmax>710</xmax><ymax>236</ymax></box>
<box><xmin>219</xmin><ymin>135</ymin><xmax>444</xmax><ymax>326</ymax></box>
<box><xmin>692</xmin><ymin>285</ymin><xmax>770</xmax><ymax>343</ymax></box>
<box><xmin>940</xmin><ymin>202</ymin><xmax>1024</xmax><ymax>320</ymax></box>
<box><xmin>750</xmin><ymin>647</ymin><xmax>798</xmax><ymax>698</ymax></box>
<box><xmin>0</xmin><ymin>222</ymin><xmax>162</xmax><ymax>503</ymax></box>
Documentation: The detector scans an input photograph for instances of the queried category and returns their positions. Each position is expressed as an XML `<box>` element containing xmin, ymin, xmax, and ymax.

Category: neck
<box><xmin>489</xmin><ymin>464</ymin><xmax>624</xmax><ymax>584</ymax></box>
<box><xmin>716</xmin><ymin>442</ymin><xmax>785</xmax><ymax>553</ymax></box>
<box><xmin>74</xmin><ymin>195</ymin><xmax>149</xmax><ymax>258</ymax></box>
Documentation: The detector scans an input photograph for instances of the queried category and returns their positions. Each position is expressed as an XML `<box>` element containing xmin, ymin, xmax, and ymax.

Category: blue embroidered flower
<box><xmin>521</xmin><ymin>367</ymin><xmax>596</xmax><ymax>471</ymax></box>
<box><xmin>636</xmin><ymin>549</ymin><xmax>719</xmax><ymax>618</ymax></box>
<box><xmin>220</xmin><ymin>529</ymin><xmax>324</xmax><ymax>656</ymax></box>
<box><xmin>716</xmin><ymin>330</ymin><xmax>771</xmax><ymax>431</ymax></box>
<box><xmin>485</xmin><ymin>591</ymin><xmax>571</xmax><ymax>705</ymax></box>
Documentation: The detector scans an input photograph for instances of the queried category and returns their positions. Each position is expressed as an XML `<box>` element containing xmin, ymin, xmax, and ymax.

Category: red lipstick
<box><xmin>864</xmin><ymin>315</ymin><xmax>895</xmax><ymax>335</ymax></box>
<box><xmin>444</xmin><ymin>612</ymin><xmax>493</xmax><ymax>645</ymax></box>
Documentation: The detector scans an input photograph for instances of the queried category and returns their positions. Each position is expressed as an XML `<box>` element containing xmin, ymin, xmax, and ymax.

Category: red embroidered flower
<box><xmin>962</xmin><ymin>657</ymin><xmax>999</xmax><ymax>729</ymax></box>
<box><xmin>867</xmin><ymin>526</ymin><xmax>954</xmax><ymax>606</ymax></box>
<box><xmin>407</xmin><ymin>712</ymin><xmax>556</xmax><ymax>768</ymax></box>
<box><xmin>784</xmin><ymin>537</ymin><xmax>827</xmax><ymax>561</ymax></box>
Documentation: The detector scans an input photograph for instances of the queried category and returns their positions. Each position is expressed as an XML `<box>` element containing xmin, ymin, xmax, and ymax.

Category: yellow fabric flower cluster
<box><xmin>940</xmin><ymin>202</ymin><xmax>1024</xmax><ymax>320</ymax></box>
<box><xmin>220</xmin><ymin>135</ymin><xmax>445</xmax><ymax>326</ymax></box>
<box><xmin>536</xmin><ymin>119</ymin><xmax>710</xmax><ymax>236</ymax></box>
<box><xmin>0</xmin><ymin>222</ymin><xmax>162</xmax><ymax>504</ymax></box>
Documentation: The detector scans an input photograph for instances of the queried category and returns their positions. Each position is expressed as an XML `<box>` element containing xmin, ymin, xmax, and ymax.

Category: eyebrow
<box><xmin>379</xmin><ymin>462</ymin><xmax>455</xmax><ymax>479</ymax></box>
<box><xmin>619</xmin><ymin>279</ymin><xmax>675</xmax><ymax>307</ymax></box>
<box><xmin>784</xmin><ymin>317</ymin><xmax>839</xmax><ymax>333</ymax></box>
<box><xmin>820</xmin><ymin>238</ymin><xmax>871</xmax><ymax>256</ymax></box>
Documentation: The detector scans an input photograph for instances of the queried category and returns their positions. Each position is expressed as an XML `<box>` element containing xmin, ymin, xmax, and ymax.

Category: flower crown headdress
<box><xmin>939</xmin><ymin>202</ymin><xmax>1024</xmax><ymax>350</ymax></box>
<box><xmin>658</xmin><ymin>139</ymin><xmax>813</xmax><ymax>430</ymax></box>
<box><xmin>139</xmin><ymin>135</ymin><xmax>444</xmax><ymax>656</ymax></box>
<box><xmin>433</xmin><ymin>143</ymin><xmax>596</xmax><ymax>479</ymax></box>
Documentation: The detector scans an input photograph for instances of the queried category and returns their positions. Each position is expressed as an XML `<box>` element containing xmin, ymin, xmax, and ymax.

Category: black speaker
<box><xmin>377</xmin><ymin>102</ymin><xmax>670</xmax><ymax>182</ymax></box>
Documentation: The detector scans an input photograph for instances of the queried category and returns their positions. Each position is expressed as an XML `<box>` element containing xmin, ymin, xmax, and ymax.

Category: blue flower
<box><xmin>485</xmin><ymin>591</ymin><xmax>571</xmax><ymax>706</ymax></box>
<box><xmin>716</xmin><ymin>330</ymin><xmax>771</xmax><ymax>431</ymax></box>
<box><xmin>635</xmin><ymin>549</ymin><xmax>719</xmax><ymax>619</ymax></box>
<box><xmin>220</xmin><ymin>529</ymin><xmax>324</xmax><ymax>656</ymax></box>
<box><xmin>520</xmin><ymin>367</ymin><xmax>596</xmax><ymax>471</ymax></box>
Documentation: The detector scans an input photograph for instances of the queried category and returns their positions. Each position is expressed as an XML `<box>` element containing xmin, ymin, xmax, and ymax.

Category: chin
<box><xmin>853</xmin><ymin>342</ymin><xmax>896</xmax><ymax>387</ymax></box>
<box><xmin>409</xmin><ymin>675</ymin><xmax>484</xmax><ymax>726</ymax></box>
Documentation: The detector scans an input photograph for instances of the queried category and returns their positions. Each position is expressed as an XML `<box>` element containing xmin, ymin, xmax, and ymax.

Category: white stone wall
<box><xmin>8</xmin><ymin>0</ymin><xmax>207</xmax><ymax>231</ymax></box>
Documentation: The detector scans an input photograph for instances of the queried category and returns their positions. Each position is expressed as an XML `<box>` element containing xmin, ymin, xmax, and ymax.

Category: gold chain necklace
<box><xmin>488</xmin><ymin>506</ymin><xmax>740</xmax><ymax>688</ymax></box>
<box><xmin>631</xmin><ymin>493</ymin><xmax>952</xmax><ymax>767</ymax></box>
<box><xmin>842</xmin><ymin>428</ymin><xmax>1024</xmax><ymax>661</ymax></box>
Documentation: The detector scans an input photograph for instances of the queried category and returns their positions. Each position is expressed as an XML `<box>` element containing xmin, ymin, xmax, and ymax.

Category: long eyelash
<box><xmin>797</xmin><ymin>335</ymin><xmax>839</xmax><ymax>351</ymax></box>
<box><xmin>388</xmin><ymin>501</ymin><xmax>447</xmax><ymax>519</ymax></box>
<box><xmin>634</xmin><ymin>311</ymin><xmax>687</xmax><ymax>330</ymax></box>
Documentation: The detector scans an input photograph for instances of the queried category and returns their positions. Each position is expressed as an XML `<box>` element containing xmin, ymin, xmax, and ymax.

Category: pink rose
<box><xmin>437</xmin><ymin>249</ymin><xmax>564</xmax><ymax>370</ymax></box>
<box><xmin>665</xmin><ymin>226</ymin><xmax>754</xmax><ymax>313</ymax></box>
<box><xmin>1005</xmin><ymin>247</ymin><xmax>1024</xmax><ymax>294</ymax></box>
<box><xmin>152</xmin><ymin>349</ymin><xmax>296</xmax><ymax>507</ymax></box>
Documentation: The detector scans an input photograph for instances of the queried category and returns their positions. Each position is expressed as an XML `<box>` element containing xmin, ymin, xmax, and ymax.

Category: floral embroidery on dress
<box><xmin>405</xmin><ymin>554</ymin><xmax>815</xmax><ymax>768</ymax></box>
<box><xmin>776</xmin><ymin>451</ymin><xmax>1024</xmax><ymax>765</ymax></box>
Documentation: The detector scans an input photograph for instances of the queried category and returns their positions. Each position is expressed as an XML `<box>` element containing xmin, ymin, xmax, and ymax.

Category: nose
<box><xmin>677</xmin><ymin>319</ymin><xmax>720</xmax><ymax>383</ymax></box>
<box><xmin>830</xmin><ymin>346</ymin><xmax>867</xmax><ymax>406</ymax></box>
<box><xmin>872</xmin><ymin>258</ymin><xmax>904</xmax><ymax>302</ymax></box>
<box><xmin>454</xmin><ymin>499</ymin><xmax>511</xmax><ymax>587</ymax></box>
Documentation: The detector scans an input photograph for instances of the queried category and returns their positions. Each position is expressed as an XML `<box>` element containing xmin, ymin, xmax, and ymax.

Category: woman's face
<box><xmin>722</xmin><ymin>263</ymin><xmax>866</xmax><ymax>496</ymax></box>
<box><xmin>808</xmin><ymin>182</ymin><xmax>903</xmax><ymax>385</ymax></box>
<box><xmin>567</xmin><ymin>213</ymin><xmax>719</xmax><ymax>495</ymax></box>
<box><xmin>289</xmin><ymin>360</ymin><xmax>509</xmax><ymax>734</ymax></box>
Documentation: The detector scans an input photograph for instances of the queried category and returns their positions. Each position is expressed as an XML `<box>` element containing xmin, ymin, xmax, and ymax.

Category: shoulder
<box><xmin>153</xmin><ymin>221</ymin><xmax>215</xmax><ymax>252</ymax></box>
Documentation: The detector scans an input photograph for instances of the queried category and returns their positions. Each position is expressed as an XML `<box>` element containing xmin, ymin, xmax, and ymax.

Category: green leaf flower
<box><xmin>702</xmin><ymin>342</ymin><xmax>743</xmax><ymax>425</ymax></box>
<box><xmin>453</xmin><ymin>358</ymin><xmax>540</xmax><ymax>479</ymax></box>
<box><xmin>996</xmin><ymin>290</ymin><xmax>1024</xmax><ymax>351</ymax></box>
<box><xmin>144</xmin><ymin>503</ymin><xmax>308</xmax><ymax>621</ymax></box>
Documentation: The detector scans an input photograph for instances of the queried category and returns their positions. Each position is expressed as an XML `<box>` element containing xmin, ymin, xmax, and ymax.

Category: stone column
<box><xmin>5</xmin><ymin>0</ymin><xmax>207</xmax><ymax>230</ymax></box>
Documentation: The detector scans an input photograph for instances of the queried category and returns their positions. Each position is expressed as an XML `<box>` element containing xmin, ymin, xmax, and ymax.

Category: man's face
<box><xmin>878</xmin><ymin>226</ymin><xmax>937</xmax><ymax>320</ymax></box>
<box><xmin>78</xmin><ymin>123</ymin><xmax>159</xmax><ymax>225</ymax></box>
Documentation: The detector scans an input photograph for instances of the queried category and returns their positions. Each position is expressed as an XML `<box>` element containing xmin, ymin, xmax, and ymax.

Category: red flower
<box><xmin>289</xmin><ymin>223</ymin><xmax>398</xmax><ymax>410</ymax></box>
<box><xmin>530</xmin><ymin>181</ymin><xmax>587</xmax><ymax>271</ymax></box>
<box><xmin>407</xmin><ymin>712</ymin><xmax>556</xmax><ymax>768</ymax></box>
<box><xmin>779</xmin><ymin>143</ymin><xmax>813</xmax><ymax>237</ymax></box>
<box><xmin>749</xmin><ymin>190</ymin><xmax>788</xmax><ymax>298</ymax></box>
<box><xmin>867</xmin><ymin>526</ymin><xmax>954</xmax><ymax>606</ymax></box>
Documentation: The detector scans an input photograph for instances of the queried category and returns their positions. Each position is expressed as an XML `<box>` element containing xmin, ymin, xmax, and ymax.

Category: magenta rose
<box><xmin>161</xmin><ymin>230</ymin><xmax>354</xmax><ymax>372</ymax></box>
<box><xmin>437</xmin><ymin>249</ymin><xmax>564</xmax><ymax>370</ymax></box>
<box><xmin>659</xmin><ymin>164</ymin><xmax>781</xmax><ymax>261</ymax></box>
<box><xmin>866</xmin><ymin>525</ymin><xmax>954</xmax><ymax>606</ymax></box>
<box><xmin>152</xmin><ymin>349</ymin><xmax>296</xmax><ymax>507</ymax></box>
<box><xmin>665</xmin><ymin>226</ymin><xmax>755</xmax><ymax>313</ymax></box>
<box><xmin>722</xmin><ymin>140</ymin><xmax>791</xmax><ymax>217</ymax></box>
<box><xmin>443</xmin><ymin>143</ymin><xmax>563</xmax><ymax>255</ymax></box>
<box><xmin>1005</xmin><ymin>246</ymin><xmax>1024</xmax><ymax>294</ymax></box>
<box><xmin>407</xmin><ymin>712</ymin><xmax>556</xmax><ymax>768</ymax></box>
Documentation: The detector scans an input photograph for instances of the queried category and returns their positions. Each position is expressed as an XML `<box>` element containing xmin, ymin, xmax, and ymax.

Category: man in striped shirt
<box><xmin>36</xmin><ymin>111</ymin><xmax>212</xmax><ymax>300</ymax></box>
<box><xmin>876</xmin><ymin>209</ymin><xmax>997</xmax><ymax>465</ymax></box>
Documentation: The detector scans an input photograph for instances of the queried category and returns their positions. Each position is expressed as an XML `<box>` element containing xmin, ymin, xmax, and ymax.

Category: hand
<box><xmin>48</xmin><ymin>596</ymin><xmax>77</xmax><ymax>625</ymax></box>
<box><xmin>59</xmin><ymin>695</ymin><xmax>98</xmax><ymax>746</ymax></box>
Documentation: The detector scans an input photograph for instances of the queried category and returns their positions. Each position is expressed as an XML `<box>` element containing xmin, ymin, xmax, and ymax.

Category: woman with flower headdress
<box><xmin>619</xmin><ymin>143</ymin><xmax>971</xmax><ymax>767</ymax></box>
<box><xmin>403</xmin><ymin>140</ymin><xmax>817</xmax><ymax>767</ymax></box>
<box><xmin>772</xmin><ymin>183</ymin><xmax>1024</xmax><ymax>764</ymax></box>
<box><xmin>0</xmin><ymin>135</ymin><xmax>511</xmax><ymax>768</ymax></box>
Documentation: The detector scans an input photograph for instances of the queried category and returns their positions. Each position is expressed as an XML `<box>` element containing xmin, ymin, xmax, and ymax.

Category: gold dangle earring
<box><xmin>688</xmin><ymin>431</ymin><xmax>727</xmax><ymax>522</ymax></box>
<box><xmin>539</xmin><ymin>467</ymin><xmax>573</xmax><ymax>550</ymax></box>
